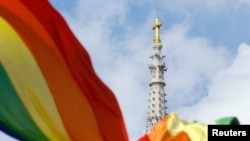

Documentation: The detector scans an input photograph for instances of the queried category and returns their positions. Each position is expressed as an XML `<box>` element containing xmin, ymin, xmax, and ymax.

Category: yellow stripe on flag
<box><xmin>167</xmin><ymin>113</ymin><xmax>207</xmax><ymax>141</ymax></box>
<box><xmin>0</xmin><ymin>16</ymin><xmax>71</xmax><ymax>141</ymax></box>
<box><xmin>147</xmin><ymin>113</ymin><xmax>207</xmax><ymax>141</ymax></box>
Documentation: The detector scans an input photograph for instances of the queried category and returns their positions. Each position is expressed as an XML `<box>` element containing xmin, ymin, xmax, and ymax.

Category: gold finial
<box><xmin>152</xmin><ymin>16</ymin><xmax>162</xmax><ymax>43</ymax></box>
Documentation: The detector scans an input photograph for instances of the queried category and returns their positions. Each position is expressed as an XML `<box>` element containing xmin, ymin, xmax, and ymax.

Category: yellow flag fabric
<box><xmin>138</xmin><ymin>113</ymin><xmax>239</xmax><ymax>141</ymax></box>
<box><xmin>0</xmin><ymin>1</ymin><xmax>128</xmax><ymax>141</ymax></box>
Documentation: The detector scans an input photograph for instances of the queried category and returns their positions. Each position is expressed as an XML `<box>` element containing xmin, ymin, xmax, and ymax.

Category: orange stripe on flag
<box><xmin>0</xmin><ymin>1</ymin><xmax>128</xmax><ymax>141</ymax></box>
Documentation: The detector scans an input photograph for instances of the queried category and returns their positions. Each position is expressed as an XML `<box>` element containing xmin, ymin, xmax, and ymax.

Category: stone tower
<box><xmin>146</xmin><ymin>16</ymin><xmax>167</xmax><ymax>133</ymax></box>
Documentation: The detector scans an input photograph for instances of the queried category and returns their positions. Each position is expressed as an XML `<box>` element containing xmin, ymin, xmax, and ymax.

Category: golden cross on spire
<box><xmin>152</xmin><ymin>16</ymin><xmax>162</xmax><ymax>43</ymax></box>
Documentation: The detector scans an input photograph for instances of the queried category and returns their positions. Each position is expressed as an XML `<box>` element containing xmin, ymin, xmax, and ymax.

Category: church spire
<box><xmin>146</xmin><ymin>16</ymin><xmax>167</xmax><ymax>134</ymax></box>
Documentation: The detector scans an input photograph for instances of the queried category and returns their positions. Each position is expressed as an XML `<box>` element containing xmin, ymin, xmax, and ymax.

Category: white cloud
<box><xmin>0</xmin><ymin>131</ymin><xmax>17</xmax><ymax>141</ymax></box>
<box><xmin>176</xmin><ymin>43</ymin><xmax>250</xmax><ymax>124</ymax></box>
<box><xmin>76</xmin><ymin>0</ymin><xmax>126</xmax><ymax>22</ymax></box>
<box><xmin>161</xmin><ymin>24</ymin><xmax>232</xmax><ymax>111</ymax></box>
<box><xmin>55</xmin><ymin>3</ymin><xmax>156</xmax><ymax>140</ymax></box>
<box><xmin>93</xmin><ymin>20</ymin><xmax>234</xmax><ymax>140</ymax></box>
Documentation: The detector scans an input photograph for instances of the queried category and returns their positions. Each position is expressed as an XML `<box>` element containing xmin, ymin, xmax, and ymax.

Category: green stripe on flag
<box><xmin>0</xmin><ymin>63</ymin><xmax>48</xmax><ymax>141</ymax></box>
<box><xmin>215</xmin><ymin>116</ymin><xmax>240</xmax><ymax>125</ymax></box>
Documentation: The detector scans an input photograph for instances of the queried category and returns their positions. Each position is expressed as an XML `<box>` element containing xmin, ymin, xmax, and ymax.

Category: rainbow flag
<box><xmin>0</xmin><ymin>1</ymin><xmax>128</xmax><ymax>141</ymax></box>
<box><xmin>138</xmin><ymin>113</ymin><xmax>239</xmax><ymax>141</ymax></box>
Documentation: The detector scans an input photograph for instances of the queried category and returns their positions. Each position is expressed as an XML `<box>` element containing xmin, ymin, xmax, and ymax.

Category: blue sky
<box><xmin>2</xmin><ymin>0</ymin><xmax>250</xmax><ymax>140</ymax></box>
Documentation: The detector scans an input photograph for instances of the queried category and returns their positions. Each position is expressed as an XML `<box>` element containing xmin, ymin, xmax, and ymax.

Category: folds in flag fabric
<box><xmin>138</xmin><ymin>113</ymin><xmax>207</xmax><ymax>141</ymax></box>
<box><xmin>138</xmin><ymin>113</ymin><xmax>239</xmax><ymax>141</ymax></box>
<box><xmin>0</xmin><ymin>1</ymin><xmax>128</xmax><ymax>141</ymax></box>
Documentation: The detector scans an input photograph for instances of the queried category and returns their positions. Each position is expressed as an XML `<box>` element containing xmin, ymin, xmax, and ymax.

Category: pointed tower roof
<box><xmin>146</xmin><ymin>16</ymin><xmax>167</xmax><ymax>134</ymax></box>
